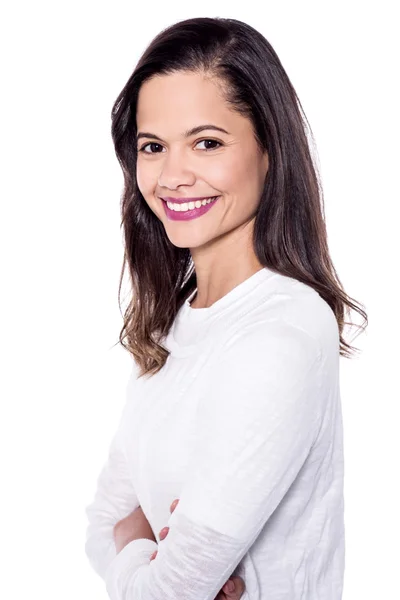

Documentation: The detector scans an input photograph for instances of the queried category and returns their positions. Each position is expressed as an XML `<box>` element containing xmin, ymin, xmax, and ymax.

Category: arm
<box><xmin>84</xmin><ymin>364</ymin><xmax>150</xmax><ymax>580</ymax></box>
<box><xmin>104</xmin><ymin>320</ymin><xmax>325</xmax><ymax>600</ymax></box>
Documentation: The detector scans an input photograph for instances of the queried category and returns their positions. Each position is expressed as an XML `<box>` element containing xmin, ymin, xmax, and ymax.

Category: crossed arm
<box><xmin>84</xmin><ymin>321</ymin><xmax>324</xmax><ymax>600</ymax></box>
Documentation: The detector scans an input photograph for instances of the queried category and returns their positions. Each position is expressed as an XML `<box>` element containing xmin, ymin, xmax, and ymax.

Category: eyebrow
<box><xmin>136</xmin><ymin>124</ymin><xmax>230</xmax><ymax>142</ymax></box>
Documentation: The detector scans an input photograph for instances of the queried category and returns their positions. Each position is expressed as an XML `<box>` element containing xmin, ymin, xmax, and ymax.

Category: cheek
<box><xmin>136</xmin><ymin>166</ymin><xmax>146</xmax><ymax>194</ymax></box>
<box><xmin>229</xmin><ymin>158</ymin><xmax>264</xmax><ymax>214</ymax></box>
<box><xmin>241</xmin><ymin>155</ymin><xmax>265</xmax><ymax>193</ymax></box>
<box><xmin>202</xmin><ymin>157</ymin><xmax>240</xmax><ymax>191</ymax></box>
<box><xmin>136</xmin><ymin>160</ymin><xmax>155</xmax><ymax>195</ymax></box>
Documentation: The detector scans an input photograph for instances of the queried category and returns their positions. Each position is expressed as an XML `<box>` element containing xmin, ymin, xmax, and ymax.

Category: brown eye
<box><xmin>138</xmin><ymin>138</ymin><xmax>222</xmax><ymax>154</ymax></box>
<box><xmin>195</xmin><ymin>139</ymin><xmax>222</xmax><ymax>151</ymax></box>
<box><xmin>139</xmin><ymin>142</ymin><xmax>164</xmax><ymax>154</ymax></box>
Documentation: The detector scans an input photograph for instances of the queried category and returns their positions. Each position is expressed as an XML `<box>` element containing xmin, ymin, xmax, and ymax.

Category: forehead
<box><xmin>136</xmin><ymin>71</ymin><xmax>237</xmax><ymax>130</ymax></box>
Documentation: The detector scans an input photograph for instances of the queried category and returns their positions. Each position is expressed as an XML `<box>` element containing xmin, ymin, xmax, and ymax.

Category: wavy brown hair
<box><xmin>110</xmin><ymin>16</ymin><xmax>368</xmax><ymax>379</ymax></box>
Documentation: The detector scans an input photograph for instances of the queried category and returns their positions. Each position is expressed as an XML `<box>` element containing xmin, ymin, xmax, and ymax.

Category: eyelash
<box><xmin>138</xmin><ymin>139</ymin><xmax>222</xmax><ymax>154</ymax></box>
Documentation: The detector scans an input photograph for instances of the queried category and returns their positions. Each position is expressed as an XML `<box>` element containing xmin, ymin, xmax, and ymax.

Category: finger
<box><xmin>170</xmin><ymin>498</ymin><xmax>179</xmax><ymax>513</ymax></box>
<box><xmin>159</xmin><ymin>526</ymin><xmax>169</xmax><ymax>541</ymax></box>
<box><xmin>223</xmin><ymin>576</ymin><xmax>246</xmax><ymax>598</ymax></box>
<box><xmin>150</xmin><ymin>550</ymin><xmax>158</xmax><ymax>561</ymax></box>
<box><xmin>222</xmin><ymin>580</ymin><xmax>235</xmax><ymax>595</ymax></box>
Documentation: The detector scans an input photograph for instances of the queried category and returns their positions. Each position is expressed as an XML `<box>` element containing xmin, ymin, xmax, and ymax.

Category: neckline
<box><xmin>166</xmin><ymin>266</ymin><xmax>276</xmax><ymax>357</ymax></box>
<box><xmin>182</xmin><ymin>267</ymin><xmax>272</xmax><ymax>319</ymax></box>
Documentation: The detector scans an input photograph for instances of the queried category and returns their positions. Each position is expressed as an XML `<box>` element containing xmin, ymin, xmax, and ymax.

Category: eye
<box><xmin>138</xmin><ymin>142</ymin><xmax>165</xmax><ymax>154</ymax></box>
<box><xmin>195</xmin><ymin>139</ymin><xmax>222</xmax><ymax>151</ymax></box>
<box><xmin>138</xmin><ymin>139</ymin><xmax>222</xmax><ymax>154</ymax></box>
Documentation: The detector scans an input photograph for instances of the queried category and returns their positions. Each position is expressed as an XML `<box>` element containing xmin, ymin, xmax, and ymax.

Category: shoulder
<box><xmin>202</xmin><ymin>297</ymin><xmax>327</xmax><ymax>425</ymax></box>
<box><xmin>221</xmin><ymin>318</ymin><xmax>322</xmax><ymax>386</ymax></box>
<box><xmin>228</xmin><ymin>274</ymin><xmax>339</xmax><ymax>364</ymax></box>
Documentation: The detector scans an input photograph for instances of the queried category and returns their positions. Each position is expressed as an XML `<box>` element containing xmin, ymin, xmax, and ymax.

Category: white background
<box><xmin>1</xmin><ymin>1</ymin><xmax>398</xmax><ymax>598</ymax></box>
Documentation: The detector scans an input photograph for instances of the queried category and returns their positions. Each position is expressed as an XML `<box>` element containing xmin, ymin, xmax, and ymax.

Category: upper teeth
<box><xmin>166</xmin><ymin>197</ymin><xmax>218</xmax><ymax>211</ymax></box>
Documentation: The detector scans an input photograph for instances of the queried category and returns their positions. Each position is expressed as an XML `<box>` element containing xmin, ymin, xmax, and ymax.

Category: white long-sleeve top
<box><xmin>84</xmin><ymin>266</ymin><xmax>345</xmax><ymax>599</ymax></box>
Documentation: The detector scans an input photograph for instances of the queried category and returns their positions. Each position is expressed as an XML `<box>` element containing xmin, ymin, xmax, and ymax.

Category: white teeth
<box><xmin>166</xmin><ymin>197</ymin><xmax>218</xmax><ymax>212</ymax></box>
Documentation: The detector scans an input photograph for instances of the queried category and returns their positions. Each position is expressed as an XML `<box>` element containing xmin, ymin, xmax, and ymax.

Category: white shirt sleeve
<box><xmin>85</xmin><ymin>367</ymin><xmax>144</xmax><ymax>581</ymax></box>
<box><xmin>104</xmin><ymin>320</ymin><xmax>325</xmax><ymax>600</ymax></box>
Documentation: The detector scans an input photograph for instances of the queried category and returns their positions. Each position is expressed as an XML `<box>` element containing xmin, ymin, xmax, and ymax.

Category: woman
<box><xmin>84</xmin><ymin>16</ymin><xmax>367</xmax><ymax>600</ymax></box>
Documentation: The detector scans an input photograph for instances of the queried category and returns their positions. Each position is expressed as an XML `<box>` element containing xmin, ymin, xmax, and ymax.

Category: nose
<box><xmin>157</xmin><ymin>148</ymin><xmax>196</xmax><ymax>190</ymax></box>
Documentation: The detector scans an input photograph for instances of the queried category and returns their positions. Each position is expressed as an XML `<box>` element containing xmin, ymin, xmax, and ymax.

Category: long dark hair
<box><xmin>110</xmin><ymin>16</ymin><xmax>368</xmax><ymax>379</ymax></box>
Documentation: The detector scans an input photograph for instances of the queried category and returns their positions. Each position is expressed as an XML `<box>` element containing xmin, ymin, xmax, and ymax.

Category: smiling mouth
<box><xmin>161</xmin><ymin>195</ymin><xmax>221</xmax><ymax>220</ymax></box>
<box><xmin>160</xmin><ymin>195</ymin><xmax>219</xmax><ymax>203</ymax></box>
<box><xmin>163</xmin><ymin>196</ymin><xmax>219</xmax><ymax>211</ymax></box>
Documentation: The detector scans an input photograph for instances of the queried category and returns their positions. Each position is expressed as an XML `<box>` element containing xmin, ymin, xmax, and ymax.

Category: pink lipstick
<box><xmin>161</xmin><ymin>196</ymin><xmax>221</xmax><ymax>221</ymax></box>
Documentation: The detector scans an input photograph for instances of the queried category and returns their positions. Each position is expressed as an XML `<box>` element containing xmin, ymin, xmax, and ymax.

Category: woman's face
<box><xmin>136</xmin><ymin>71</ymin><xmax>269</xmax><ymax>250</ymax></box>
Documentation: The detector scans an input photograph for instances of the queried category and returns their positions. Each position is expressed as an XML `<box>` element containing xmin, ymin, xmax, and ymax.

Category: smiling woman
<box><xmin>84</xmin><ymin>15</ymin><xmax>368</xmax><ymax>600</ymax></box>
<box><xmin>107</xmin><ymin>20</ymin><xmax>366</xmax><ymax>376</ymax></box>
<box><xmin>134</xmin><ymin>70</ymin><xmax>269</xmax><ymax>248</ymax></box>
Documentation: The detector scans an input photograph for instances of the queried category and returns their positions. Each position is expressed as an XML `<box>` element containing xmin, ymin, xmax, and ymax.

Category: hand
<box><xmin>113</xmin><ymin>505</ymin><xmax>156</xmax><ymax>554</ymax></box>
<box><xmin>150</xmin><ymin>499</ymin><xmax>246</xmax><ymax>600</ymax></box>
